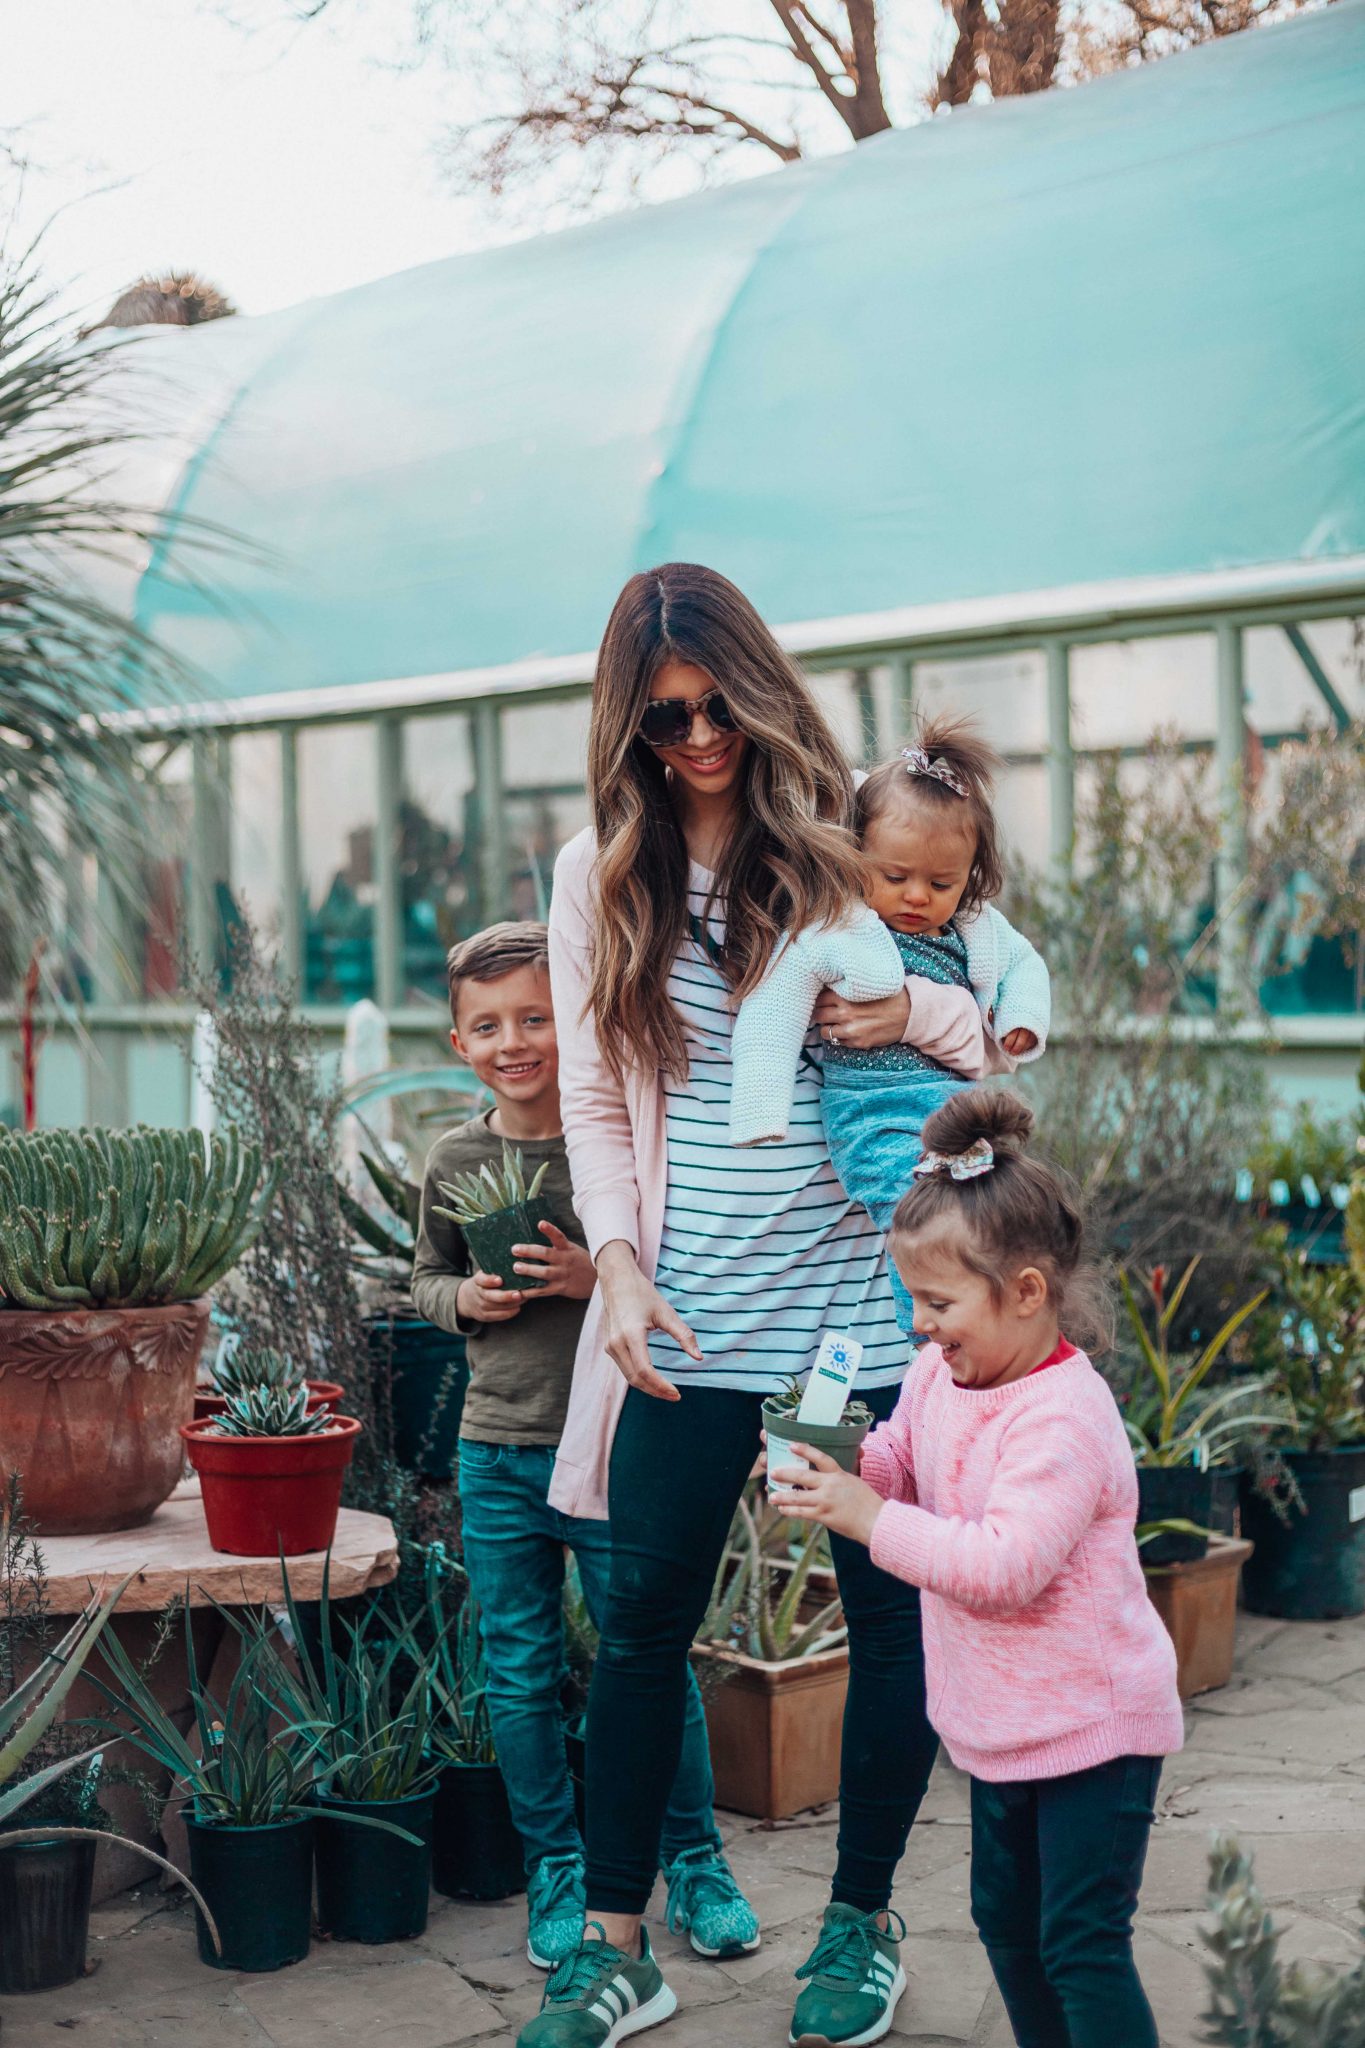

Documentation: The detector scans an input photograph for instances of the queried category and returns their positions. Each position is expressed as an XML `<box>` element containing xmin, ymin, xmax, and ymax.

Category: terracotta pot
<box><xmin>693</xmin><ymin>1642</ymin><xmax>850</xmax><ymax>1820</ymax></box>
<box><xmin>1144</xmin><ymin>1534</ymin><xmax>1253</xmax><ymax>1699</ymax></box>
<box><xmin>180</xmin><ymin>1414</ymin><xmax>361</xmax><ymax>1556</ymax></box>
<box><xmin>0</xmin><ymin>1299</ymin><xmax>209</xmax><ymax>1535</ymax></box>
<box><xmin>192</xmin><ymin>1379</ymin><xmax>343</xmax><ymax>1423</ymax></box>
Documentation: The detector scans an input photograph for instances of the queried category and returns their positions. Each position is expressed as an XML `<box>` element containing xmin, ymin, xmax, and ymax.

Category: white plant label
<box><xmin>1349</xmin><ymin>1485</ymin><xmax>1365</xmax><ymax>1525</ymax></box>
<box><xmin>797</xmin><ymin>1331</ymin><xmax>864</xmax><ymax>1426</ymax></box>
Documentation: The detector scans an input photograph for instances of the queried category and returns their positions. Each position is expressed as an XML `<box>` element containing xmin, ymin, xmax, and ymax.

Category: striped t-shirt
<box><xmin>647</xmin><ymin>869</ymin><xmax>907</xmax><ymax>1395</ymax></box>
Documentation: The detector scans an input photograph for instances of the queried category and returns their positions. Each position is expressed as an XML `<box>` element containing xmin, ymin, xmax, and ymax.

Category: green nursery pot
<box><xmin>460</xmin><ymin>1199</ymin><xmax>556</xmax><ymax>1292</ymax></box>
<box><xmin>763</xmin><ymin>1396</ymin><xmax>871</xmax><ymax>1495</ymax></box>
<box><xmin>1239</xmin><ymin>1444</ymin><xmax>1365</xmax><ymax>1620</ymax></box>
<box><xmin>314</xmin><ymin>1789</ymin><xmax>434</xmax><ymax>1943</ymax></box>
<box><xmin>184</xmin><ymin>1812</ymin><xmax>313</xmax><ymax>1972</ymax></box>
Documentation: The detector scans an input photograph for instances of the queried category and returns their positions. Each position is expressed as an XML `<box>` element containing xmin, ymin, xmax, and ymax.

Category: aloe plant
<box><xmin>1121</xmin><ymin>1260</ymin><xmax>1278</xmax><ymax>1469</ymax></box>
<box><xmin>209</xmin><ymin>1343</ymin><xmax>303</xmax><ymax>1403</ymax></box>
<box><xmin>701</xmin><ymin>1484</ymin><xmax>847</xmax><ymax>1663</ymax></box>
<box><xmin>432</xmin><ymin>1143</ymin><xmax>551</xmax><ymax>1226</ymax></box>
<box><xmin>418</xmin><ymin>1548</ymin><xmax>497</xmax><ymax>1764</ymax></box>
<box><xmin>0</xmin><ymin>1126</ymin><xmax>281</xmax><ymax>1309</ymax></box>
<box><xmin>208</xmin><ymin>1384</ymin><xmax>337</xmax><ymax>1438</ymax></box>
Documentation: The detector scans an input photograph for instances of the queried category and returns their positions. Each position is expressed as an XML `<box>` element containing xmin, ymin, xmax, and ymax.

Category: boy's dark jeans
<box><xmin>970</xmin><ymin>1754</ymin><xmax>1162</xmax><ymax>2048</ymax></box>
<box><xmin>584</xmin><ymin>1381</ymin><xmax>938</xmax><ymax>1916</ymax></box>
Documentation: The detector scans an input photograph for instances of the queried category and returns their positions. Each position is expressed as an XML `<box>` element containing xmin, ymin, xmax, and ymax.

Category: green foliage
<box><xmin>763</xmin><ymin>1376</ymin><xmax>874</xmax><ymax>1428</ymax></box>
<box><xmin>209</xmin><ymin>1343</ymin><xmax>302</xmax><ymax>1401</ymax></box>
<box><xmin>1249</xmin><ymin>1258</ymin><xmax>1365</xmax><ymax>1455</ymax></box>
<box><xmin>433</xmin><ymin>1143</ymin><xmax>550</xmax><ymax>1225</ymax></box>
<box><xmin>0</xmin><ymin>1126</ymin><xmax>280</xmax><ymax>1309</ymax></box>
<box><xmin>208</xmin><ymin>1384</ymin><xmax>337</xmax><ymax>1438</ymax></box>
<box><xmin>418</xmin><ymin>1547</ymin><xmax>496</xmax><ymax>1765</ymax></box>
<box><xmin>1247</xmin><ymin>1101</ymin><xmax>1358</xmax><ymax>1204</ymax></box>
<box><xmin>337</xmin><ymin>1143</ymin><xmax>422</xmax><ymax>1282</ymax></box>
<box><xmin>701</xmin><ymin>1484</ymin><xmax>846</xmax><ymax>1664</ymax></box>
<box><xmin>1201</xmin><ymin>1833</ymin><xmax>1365</xmax><ymax>2044</ymax></box>
<box><xmin>1120</xmin><ymin>1259</ymin><xmax>1278</xmax><ymax>1467</ymax></box>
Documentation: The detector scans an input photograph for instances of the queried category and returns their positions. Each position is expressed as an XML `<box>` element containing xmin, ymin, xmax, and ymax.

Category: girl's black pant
<box><xmin>584</xmin><ymin>1380</ymin><xmax>939</xmax><ymax>1915</ymax></box>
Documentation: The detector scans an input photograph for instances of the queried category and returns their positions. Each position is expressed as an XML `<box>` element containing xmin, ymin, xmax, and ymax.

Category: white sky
<box><xmin>2</xmin><ymin>0</ymin><xmax>945</xmax><ymax>322</ymax></box>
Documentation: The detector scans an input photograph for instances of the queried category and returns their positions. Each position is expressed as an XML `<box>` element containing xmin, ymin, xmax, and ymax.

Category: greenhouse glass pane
<box><xmin>501</xmin><ymin>695</ymin><xmax>591</xmax><ymax>791</ymax></box>
<box><xmin>501</xmin><ymin>697</ymin><xmax>592</xmax><ymax>920</ymax></box>
<box><xmin>1070</xmin><ymin>635</ymin><xmax>1216</xmax><ymax>750</ymax></box>
<box><xmin>504</xmin><ymin>791</ymin><xmax>591</xmax><ymax>923</ymax></box>
<box><xmin>401</xmin><ymin>712</ymin><xmax>480</xmax><ymax>1004</ymax></box>
<box><xmin>136</xmin><ymin>744</ymin><xmax>192</xmax><ymax>999</ymax></box>
<box><xmin>299</xmin><ymin>723</ymin><xmax>376</xmax><ymax>1003</ymax></box>
<box><xmin>227</xmin><ymin>731</ymin><xmax>284</xmax><ymax>941</ymax></box>
<box><xmin>911</xmin><ymin>652</ymin><xmax>1048</xmax><ymax>755</ymax></box>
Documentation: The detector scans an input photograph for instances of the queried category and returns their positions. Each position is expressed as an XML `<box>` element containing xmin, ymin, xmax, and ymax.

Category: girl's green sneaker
<box><xmin>527</xmin><ymin>1852</ymin><xmax>588</xmax><ymax>1970</ymax></box>
<box><xmin>788</xmin><ymin>1903</ymin><xmax>908</xmax><ymax>2046</ymax></box>
<box><xmin>518</xmin><ymin>1925</ymin><xmax>677</xmax><ymax>2047</ymax></box>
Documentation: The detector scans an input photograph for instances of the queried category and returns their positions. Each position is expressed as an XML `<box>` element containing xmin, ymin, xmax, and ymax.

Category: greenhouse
<box><xmin>8</xmin><ymin>0</ymin><xmax>1365</xmax><ymax>1126</ymax></box>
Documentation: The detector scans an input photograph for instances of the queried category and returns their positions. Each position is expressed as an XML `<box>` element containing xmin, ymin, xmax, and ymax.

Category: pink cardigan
<box><xmin>546</xmin><ymin>829</ymin><xmax>1001</xmax><ymax>1520</ymax></box>
<box><xmin>861</xmin><ymin>1344</ymin><xmax>1184</xmax><ymax>1781</ymax></box>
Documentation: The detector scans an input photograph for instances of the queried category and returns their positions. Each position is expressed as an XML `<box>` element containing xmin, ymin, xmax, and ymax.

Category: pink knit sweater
<box><xmin>861</xmin><ymin>1344</ymin><xmax>1183</xmax><ymax>1782</ymax></box>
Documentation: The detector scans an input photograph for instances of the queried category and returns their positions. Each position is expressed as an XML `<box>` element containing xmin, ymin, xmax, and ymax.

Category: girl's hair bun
<box><xmin>920</xmin><ymin>1088</ymin><xmax>1034</xmax><ymax>1161</ymax></box>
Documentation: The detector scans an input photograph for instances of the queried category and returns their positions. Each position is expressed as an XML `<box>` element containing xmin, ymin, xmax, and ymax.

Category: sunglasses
<box><xmin>637</xmin><ymin>685</ymin><xmax>740</xmax><ymax>750</ymax></box>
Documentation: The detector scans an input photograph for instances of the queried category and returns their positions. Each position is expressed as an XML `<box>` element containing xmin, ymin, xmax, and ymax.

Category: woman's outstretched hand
<box><xmin>596</xmin><ymin>1240</ymin><xmax>700</xmax><ymax>1402</ymax></box>
<box><xmin>812</xmin><ymin>985</ymin><xmax>911</xmax><ymax>1051</ymax></box>
<box><xmin>771</xmin><ymin>1443</ymin><xmax>884</xmax><ymax>1547</ymax></box>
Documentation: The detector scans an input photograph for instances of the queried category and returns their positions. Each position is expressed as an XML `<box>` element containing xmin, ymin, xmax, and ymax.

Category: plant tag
<box><xmin>1349</xmin><ymin>1485</ymin><xmax>1365</xmax><ymax>1525</ymax></box>
<box><xmin>796</xmin><ymin>1332</ymin><xmax>864</xmax><ymax>1427</ymax></box>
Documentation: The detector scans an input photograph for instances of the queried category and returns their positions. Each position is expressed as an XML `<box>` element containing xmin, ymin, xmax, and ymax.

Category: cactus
<box><xmin>432</xmin><ymin>1143</ymin><xmax>550</xmax><ymax>1226</ymax></box>
<box><xmin>0</xmin><ymin>1127</ymin><xmax>281</xmax><ymax>1310</ymax></box>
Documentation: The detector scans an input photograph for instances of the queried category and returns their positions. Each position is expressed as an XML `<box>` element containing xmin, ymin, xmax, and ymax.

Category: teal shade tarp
<box><xmin>127</xmin><ymin>3</ymin><xmax>1365</xmax><ymax>712</ymax></box>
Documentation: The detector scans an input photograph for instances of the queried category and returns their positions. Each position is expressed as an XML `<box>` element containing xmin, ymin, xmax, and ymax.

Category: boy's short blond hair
<box><xmin>445</xmin><ymin>921</ymin><xmax>551</xmax><ymax>1026</ymax></box>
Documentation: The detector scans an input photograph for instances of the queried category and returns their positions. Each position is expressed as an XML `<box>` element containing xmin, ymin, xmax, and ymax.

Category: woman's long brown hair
<box><xmin>587</xmin><ymin>562</ymin><xmax>868</xmax><ymax>1079</ymax></box>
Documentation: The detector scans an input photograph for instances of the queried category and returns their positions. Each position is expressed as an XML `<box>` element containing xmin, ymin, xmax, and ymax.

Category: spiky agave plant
<box><xmin>209</xmin><ymin>1384</ymin><xmax>336</xmax><ymax>1439</ymax></box>
<box><xmin>209</xmin><ymin>1343</ymin><xmax>303</xmax><ymax>1403</ymax></box>
<box><xmin>0</xmin><ymin>1126</ymin><xmax>281</xmax><ymax>1309</ymax></box>
<box><xmin>432</xmin><ymin>1143</ymin><xmax>550</xmax><ymax>1225</ymax></box>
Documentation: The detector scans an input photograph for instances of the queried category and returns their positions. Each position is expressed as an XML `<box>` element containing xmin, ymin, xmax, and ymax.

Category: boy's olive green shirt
<box><xmin>410</xmin><ymin>1110</ymin><xmax>589</xmax><ymax>1446</ymax></box>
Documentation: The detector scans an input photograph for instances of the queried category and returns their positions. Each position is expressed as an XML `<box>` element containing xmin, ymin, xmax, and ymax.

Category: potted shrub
<box><xmin>251</xmin><ymin>1559</ymin><xmax>439</xmax><ymax>1945</ymax></box>
<box><xmin>0</xmin><ymin>1481</ymin><xmax>219</xmax><ymax>1990</ymax></box>
<box><xmin>422</xmin><ymin>1550</ymin><xmax>525</xmax><ymax>1901</ymax></box>
<box><xmin>180</xmin><ymin>1350</ymin><xmax>362</xmax><ymax>1556</ymax></box>
<box><xmin>0</xmin><ymin>1127</ymin><xmax>280</xmax><ymax>1535</ymax></box>
<box><xmin>1121</xmin><ymin>1261</ymin><xmax>1271</xmax><ymax>1565</ymax></box>
<box><xmin>432</xmin><ymin>1143</ymin><xmax>554</xmax><ymax>1296</ymax></box>
<box><xmin>762</xmin><ymin>1378</ymin><xmax>874</xmax><ymax>1494</ymax></box>
<box><xmin>1239</xmin><ymin>1254</ymin><xmax>1365</xmax><ymax>1620</ymax></box>
<box><xmin>194</xmin><ymin>1338</ymin><xmax>343</xmax><ymax>1423</ymax></box>
<box><xmin>692</xmin><ymin>1484</ymin><xmax>850</xmax><ymax>1822</ymax></box>
<box><xmin>341</xmin><ymin>1146</ymin><xmax>468</xmax><ymax>1481</ymax></box>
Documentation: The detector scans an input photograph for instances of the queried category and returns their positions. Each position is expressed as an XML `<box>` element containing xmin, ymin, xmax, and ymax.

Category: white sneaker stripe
<box><xmin>588</xmin><ymin>1998</ymin><xmax>616</xmax><ymax>2026</ymax></box>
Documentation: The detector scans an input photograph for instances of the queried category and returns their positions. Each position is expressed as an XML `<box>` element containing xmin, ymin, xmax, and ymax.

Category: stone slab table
<box><xmin>31</xmin><ymin>1479</ymin><xmax>398</xmax><ymax>1900</ymax></box>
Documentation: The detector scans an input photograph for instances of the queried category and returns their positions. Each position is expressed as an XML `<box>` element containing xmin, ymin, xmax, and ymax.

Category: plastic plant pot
<box><xmin>180</xmin><ymin>1414</ymin><xmax>362</xmax><ymax>1557</ymax></box>
<box><xmin>314</xmin><ymin>1789</ymin><xmax>434</xmax><ymax>1943</ymax></box>
<box><xmin>432</xmin><ymin>1762</ymin><xmax>526</xmax><ymax>1901</ymax></box>
<box><xmin>184</xmin><ymin>1812</ymin><xmax>313</xmax><ymax>1972</ymax></box>
<box><xmin>1137</xmin><ymin>1466</ymin><xmax>1242</xmax><ymax>1565</ymax></box>
<box><xmin>1239</xmin><ymin>1444</ymin><xmax>1365</xmax><ymax>1620</ymax></box>
<box><xmin>366</xmin><ymin>1310</ymin><xmax>469</xmax><ymax>1479</ymax></box>
<box><xmin>0</xmin><ymin>1836</ymin><xmax>97</xmax><ymax>1994</ymax></box>
<box><xmin>460</xmin><ymin>1198</ymin><xmax>556</xmax><ymax>1294</ymax></box>
<box><xmin>193</xmin><ymin>1380</ymin><xmax>344</xmax><ymax>1424</ymax></box>
<box><xmin>763</xmin><ymin>1396</ymin><xmax>871</xmax><ymax>1499</ymax></box>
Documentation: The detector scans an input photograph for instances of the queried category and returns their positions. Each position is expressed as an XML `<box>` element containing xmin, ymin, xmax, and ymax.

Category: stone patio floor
<box><xmin>4</xmin><ymin>1609</ymin><xmax>1364</xmax><ymax>2048</ymax></box>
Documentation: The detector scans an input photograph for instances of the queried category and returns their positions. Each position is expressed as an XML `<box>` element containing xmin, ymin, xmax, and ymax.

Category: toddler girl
<box><xmin>730</xmin><ymin>718</ymin><xmax>1050</xmax><ymax>1335</ymax></box>
<box><xmin>771</xmin><ymin>1089</ymin><xmax>1183</xmax><ymax>2048</ymax></box>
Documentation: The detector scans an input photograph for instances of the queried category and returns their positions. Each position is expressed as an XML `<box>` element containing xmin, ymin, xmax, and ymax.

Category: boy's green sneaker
<box><xmin>661</xmin><ymin>1843</ymin><xmax>761</xmax><ymax>1958</ymax></box>
<box><xmin>788</xmin><ymin>1904</ymin><xmax>908</xmax><ymax>2047</ymax></box>
<box><xmin>527</xmin><ymin>1852</ymin><xmax>588</xmax><ymax>1970</ymax></box>
<box><xmin>518</xmin><ymin>1924</ymin><xmax>677</xmax><ymax>2047</ymax></box>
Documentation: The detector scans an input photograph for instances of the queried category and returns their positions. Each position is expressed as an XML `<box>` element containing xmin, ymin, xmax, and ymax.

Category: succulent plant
<box><xmin>210</xmin><ymin>1343</ymin><xmax>304</xmax><ymax>1403</ymax></box>
<box><xmin>0</xmin><ymin>1126</ymin><xmax>281</xmax><ymax>1310</ymax></box>
<box><xmin>209</xmin><ymin>1385</ymin><xmax>336</xmax><ymax>1439</ymax></box>
<box><xmin>765</xmin><ymin>1376</ymin><xmax>874</xmax><ymax>1428</ymax></box>
<box><xmin>432</xmin><ymin>1143</ymin><xmax>550</xmax><ymax>1227</ymax></box>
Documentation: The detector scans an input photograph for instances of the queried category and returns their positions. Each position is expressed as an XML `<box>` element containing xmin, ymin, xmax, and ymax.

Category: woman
<box><xmin>521</xmin><ymin>564</ymin><xmax>997</xmax><ymax>2048</ymax></box>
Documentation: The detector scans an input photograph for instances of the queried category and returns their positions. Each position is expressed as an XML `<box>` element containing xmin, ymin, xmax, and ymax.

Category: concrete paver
<box><xmin>4</xmin><ymin>1610</ymin><xmax>1362</xmax><ymax>2048</ymax></box>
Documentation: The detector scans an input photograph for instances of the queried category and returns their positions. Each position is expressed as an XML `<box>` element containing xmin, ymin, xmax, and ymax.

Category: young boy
<box><xmin>412</xmin><ymin>921</ymin><xmax>759</xmax><ymax>1972</ymax></box>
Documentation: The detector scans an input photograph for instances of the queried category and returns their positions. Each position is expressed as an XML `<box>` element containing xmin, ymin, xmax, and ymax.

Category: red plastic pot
<box><xmin>192</xmin><ymin>1379</ymin><xmax>344</xmax><ymax>1424</ymax></box>
<box><xmin>180</xmin><ymin>1415</ymin><xmax>362</xmax><ymax>1556</ymax></box>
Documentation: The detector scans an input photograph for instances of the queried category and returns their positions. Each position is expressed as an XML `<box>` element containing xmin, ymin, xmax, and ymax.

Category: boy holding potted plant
<box><xmin>412</xmin><ymin>922</ymin><xmax>758</xmax><ymax>1971</ymax></box>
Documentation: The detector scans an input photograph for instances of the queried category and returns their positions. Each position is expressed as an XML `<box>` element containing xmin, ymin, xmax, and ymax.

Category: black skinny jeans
<box><xmin>584</xmin><ymin>1381</ymin><xmax>939</xmax><ymax>1916</ymax></box>
<box><xmin>970</xmin><ymin>1754</ymin><xmax>1162</xmax><ymax>2048</ymax></box>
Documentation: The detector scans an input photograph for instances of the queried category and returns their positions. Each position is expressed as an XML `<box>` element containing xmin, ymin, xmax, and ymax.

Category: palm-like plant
<box><xmin>0</xmin><ymin>252</ymin><xmax>194</xmax><ymax>981</ymax></box>
<box><xmin>1121</xmin><ymin>1259</ymin><xmax>1279</xmax><ymax>1468</ymax></box>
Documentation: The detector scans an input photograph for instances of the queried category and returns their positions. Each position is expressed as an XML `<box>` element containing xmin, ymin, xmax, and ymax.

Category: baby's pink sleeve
<box><xmin>901</xmin><ymin>978</ymin><xmax>987</xmax><ymax>1079</ymax></box>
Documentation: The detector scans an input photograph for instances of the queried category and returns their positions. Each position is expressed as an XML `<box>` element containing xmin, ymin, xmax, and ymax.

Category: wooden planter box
<box><xmin>1144</xmin><ymin>1534</ymin><xmax>1253</xmax><ymax>1699</ymax></box>
<box><xmin>694</xmin><ymin>1642</ymin><xmax>849</xmax><ymax>1821</ymax></box>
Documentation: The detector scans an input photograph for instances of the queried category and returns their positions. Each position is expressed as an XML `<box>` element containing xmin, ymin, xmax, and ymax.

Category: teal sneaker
<box><xmin>788</xmin><ymin>1904</ymin><xmax>908</xmax><ymax>2046</ymax></box>
<box><xmin>517</xmin><ymin>1924</ymin><xmax>677</xmax><ymax>2046</ymax></box>
<box><xmin>527</xmin><ymin>1852</ymin><xmax>588</xmax><ymax>1970</ymax></box>
<box><xmin>661</xmin><ymin>1843</ymin><xmax>761</xmax><ymax>1959</ymax></box>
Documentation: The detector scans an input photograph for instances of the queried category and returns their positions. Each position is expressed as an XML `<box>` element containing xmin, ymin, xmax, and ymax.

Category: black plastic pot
<box><xmin>0</xmin><ymin>1835</ymin><xmax>96</xmax><ymax>1994</ymax></box>
<box><xmin>461</xmin><ymin>1198</ymin><xmax>556</xmax><ymax>1295</ymax></box>
<box><xmin>564</xmin><ymin>1722</ymin><xmax>587</xmax><ymax>1838</ymax></box>
<box><xmin>314</xmin><ymin>1789</ymin><xmax>434</xmax><ymax>1943</ymax></box>
<box><xmin>185</xmin><ymin>1812</ymin><xmax>313</xmax><ymax>1972</ymax></box>
<box><xmin>367</xmin><ymin>1309</ymin><xmax>469</xmax><ymax>1479</ymax></box>
<box><xmin>1239</xmin><ymin>1444</ymin><xmax>1365</xmax><ymax>1620</ymax></box>
<box><xmin>432</xmin><ymin>1761</ymin><xmax>525</xmax><ymax>1901</ymax></box>
<box><xmin>1136</xmin><ymin>1465</ymin><xmax>1240</xmax><ymax>1566</ymax></box>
